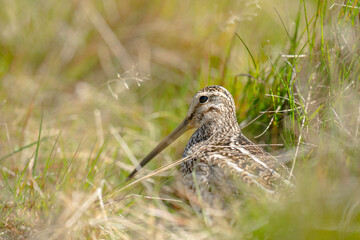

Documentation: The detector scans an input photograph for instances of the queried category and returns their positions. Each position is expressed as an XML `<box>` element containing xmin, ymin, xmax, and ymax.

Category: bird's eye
<box><xmin>199</xmin><ymin>96</ymin><xmax>208</xmax><ymax>103</ymax></box>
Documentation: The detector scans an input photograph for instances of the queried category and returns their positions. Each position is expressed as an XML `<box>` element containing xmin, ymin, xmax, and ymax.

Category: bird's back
<box><xmin>180</xmin><ymin>128</ymin><xmax>293</xmax><ymax>209</ymax></box>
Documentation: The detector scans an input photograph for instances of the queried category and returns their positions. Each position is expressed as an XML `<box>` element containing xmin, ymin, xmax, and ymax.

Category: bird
<box><xmin>127</xmin><ymin>85</ymin><xmax>293</xmax><ymax>212</ymax></box>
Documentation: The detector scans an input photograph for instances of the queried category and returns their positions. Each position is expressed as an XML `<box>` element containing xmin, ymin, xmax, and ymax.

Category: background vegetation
<box><xmin>1</xmin><ymin>0</ymin><xmax>359</xmax><ymax>239</ymax></box>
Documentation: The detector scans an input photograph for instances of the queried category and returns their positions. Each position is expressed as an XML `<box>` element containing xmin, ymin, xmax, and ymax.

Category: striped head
<box><xmin>186</xmin><ymin>85</ymin><xmax>238</xmax><ymax>129</ymax></box>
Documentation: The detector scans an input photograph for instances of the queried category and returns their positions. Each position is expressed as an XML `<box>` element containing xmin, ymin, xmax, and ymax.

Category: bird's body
<box><xmin>127</xmin><ymin>85</ymin><xmax>293</xmax><ymax>210</ymax></box>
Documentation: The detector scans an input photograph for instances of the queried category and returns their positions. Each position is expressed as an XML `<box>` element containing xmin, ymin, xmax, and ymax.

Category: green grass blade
<box><xmin>234</xmin><ymin>32</ymin><xmax>257</xmax><ymax>71</ymax></box>
<box><xmin>33</xmin><ymin>111</ymin><xmax>43</xmax><ymax>177</ymax></box>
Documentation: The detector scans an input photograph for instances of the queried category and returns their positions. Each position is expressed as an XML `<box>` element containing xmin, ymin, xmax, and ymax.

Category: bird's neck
<box><xmin>198</xmin><ymin>117</ymin><xmax>239</xmax><ymax>139</ymax></box>
<box><xmin>183</xmin><ymin>115</ymin><xmax>239</xmax><ymax>156</ymax></box>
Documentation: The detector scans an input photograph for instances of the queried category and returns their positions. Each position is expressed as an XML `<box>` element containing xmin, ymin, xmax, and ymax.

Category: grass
<box><xmin>1</xmin><ymin>0</ymin><xmax>360</xmax><ymax>239</ymax></box>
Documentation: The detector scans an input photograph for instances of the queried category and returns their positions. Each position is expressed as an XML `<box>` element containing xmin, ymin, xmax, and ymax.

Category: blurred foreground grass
<box><xmin>1</xmin><ymin>0</ymin><xmax>360</xmax><ymax>239</ymax></box>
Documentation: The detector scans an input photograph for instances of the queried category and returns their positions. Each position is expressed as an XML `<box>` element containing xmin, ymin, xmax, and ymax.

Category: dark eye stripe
<box><xmin>199</xmin><ymin>96</ymin><xmax>208</xmax><ymax>103</ymax></box>
<box><xmin>204</xmin><ymin>106</ymin><xmax>221</xmax><ymax>114</ymax></box>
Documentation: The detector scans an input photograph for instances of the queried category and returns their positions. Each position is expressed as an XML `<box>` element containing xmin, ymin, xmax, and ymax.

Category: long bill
<box><xmin>125</xmin><ymin>119</ymin><xmax>191</xmax><ymax>181</ymax></box>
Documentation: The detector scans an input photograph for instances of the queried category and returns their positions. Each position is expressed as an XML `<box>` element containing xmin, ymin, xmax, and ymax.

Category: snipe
<box><xmin>127</xmin><ymin>85</ymin><xmax>293</xmax><ymax>210</ymax></box>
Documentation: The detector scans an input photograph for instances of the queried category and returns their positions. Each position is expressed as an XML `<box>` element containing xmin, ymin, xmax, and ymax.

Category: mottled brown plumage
<box><xmin>127</xmin><ymin>85</ymin><xmax>293</xmax><ymax>210</ymax></box>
